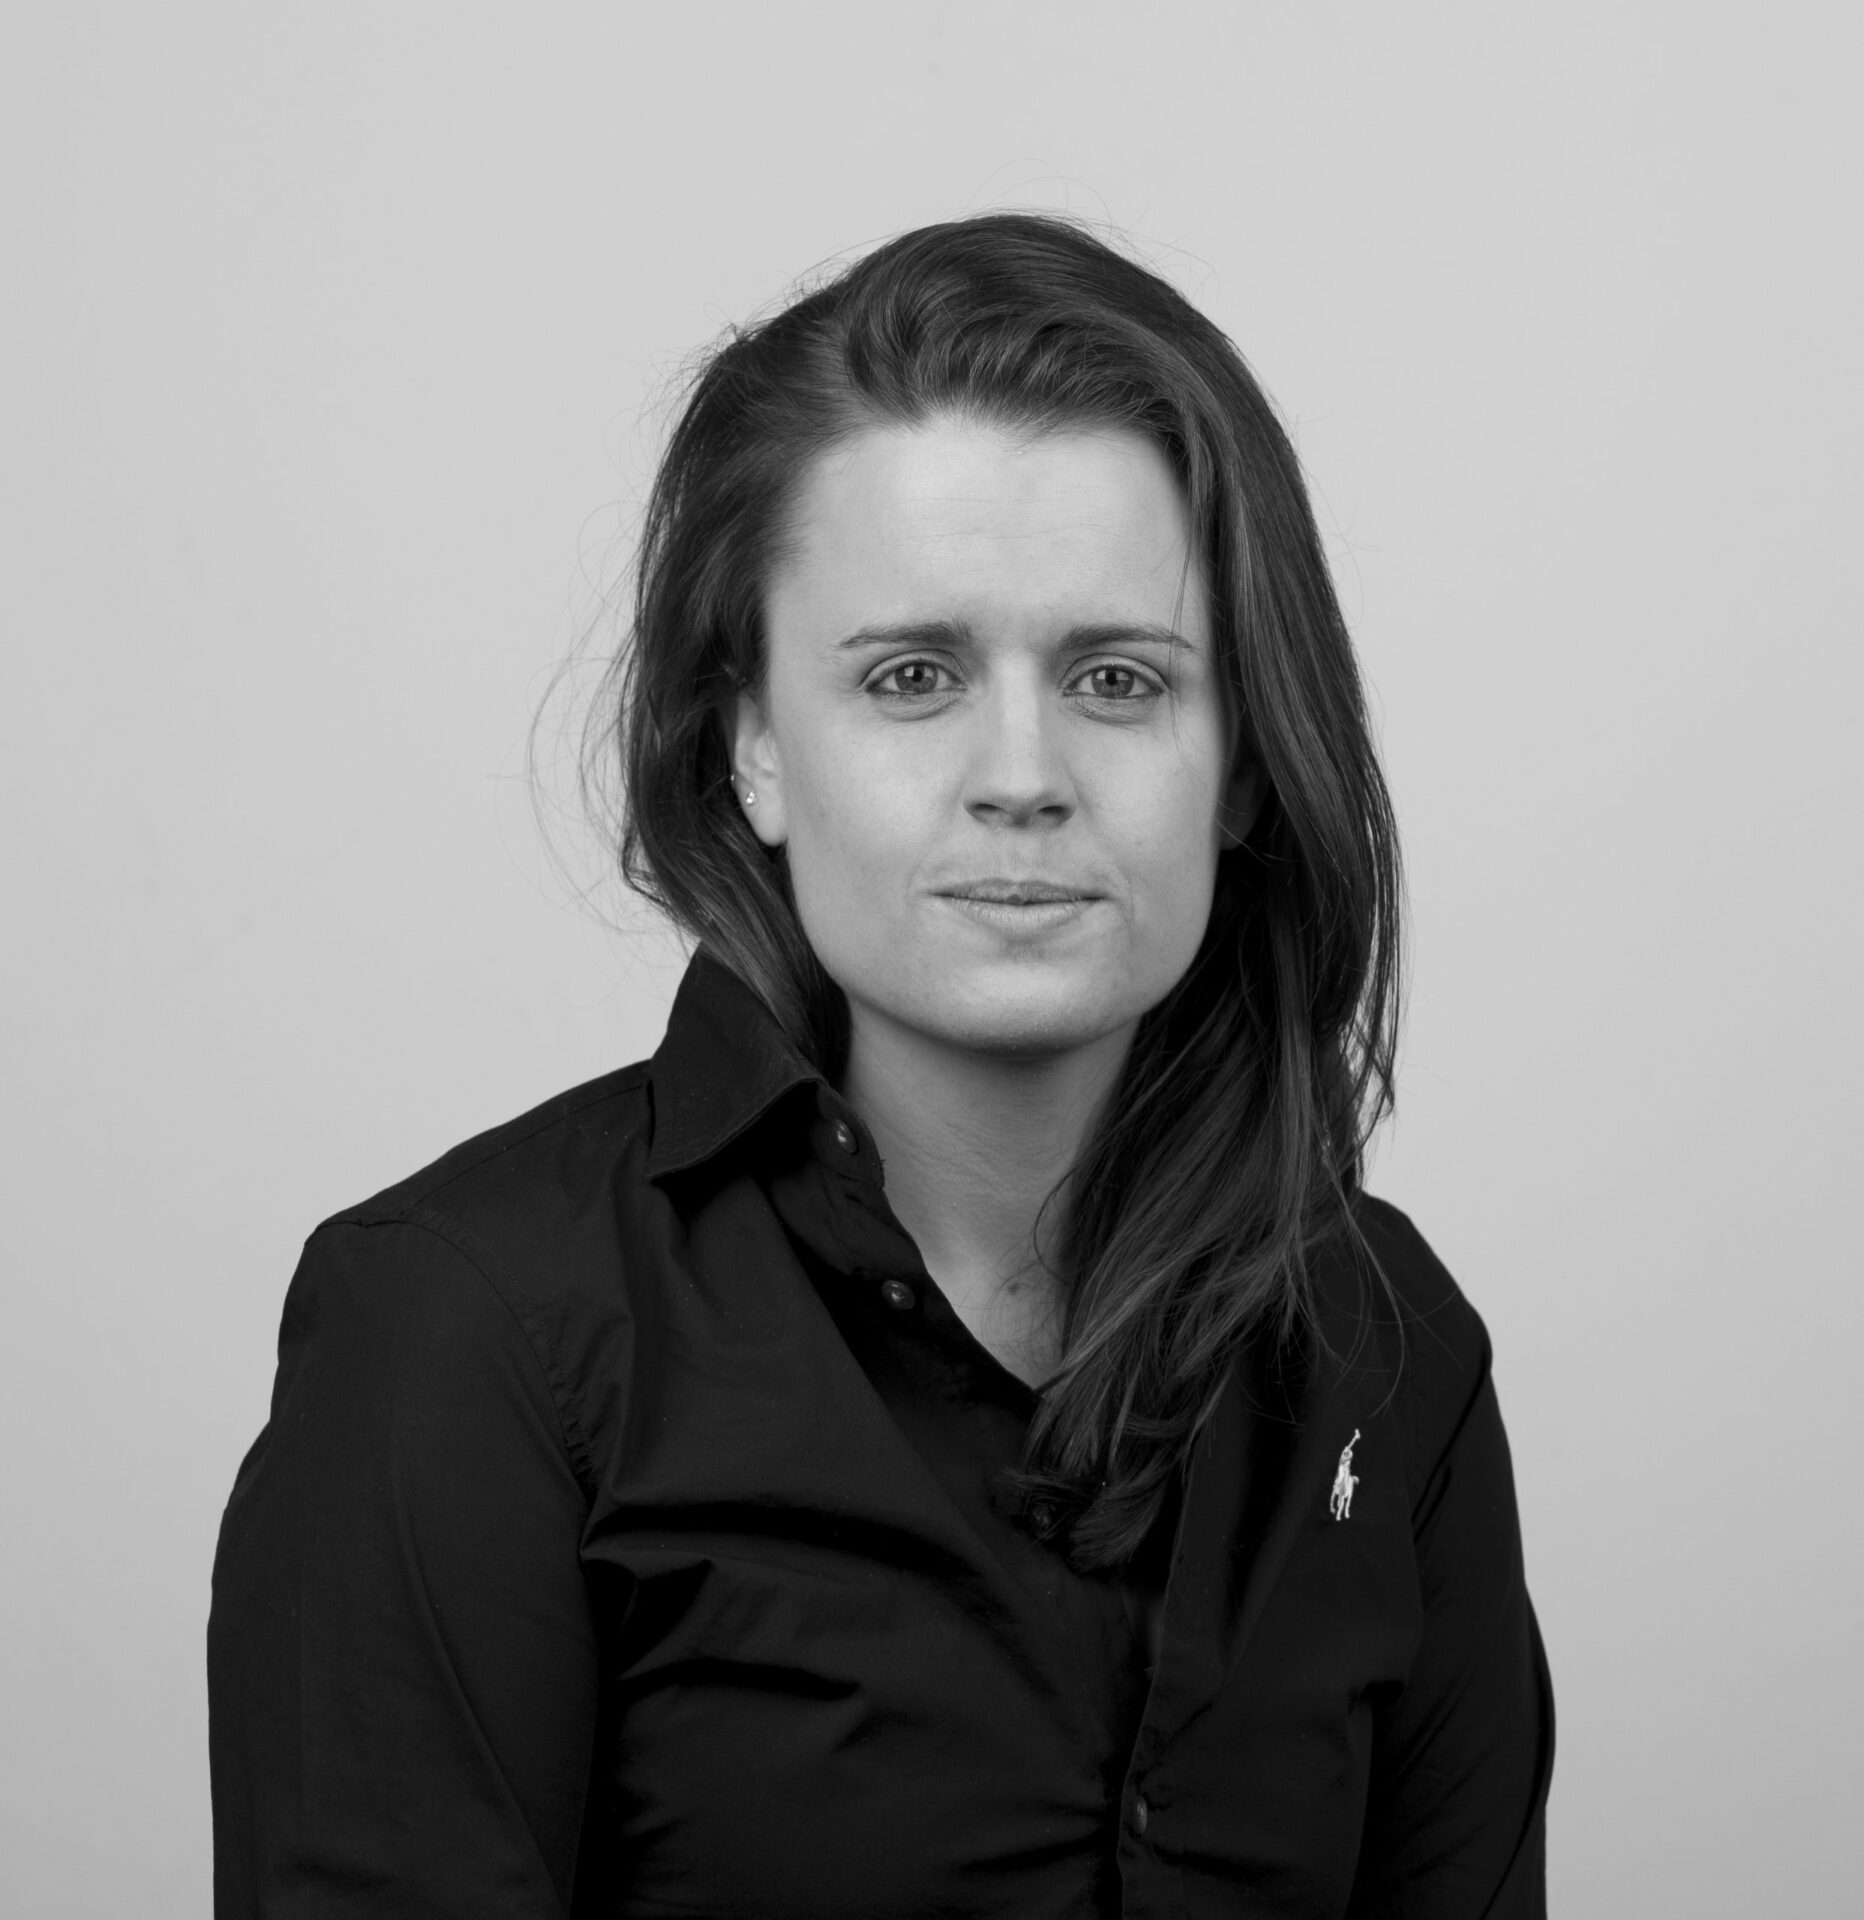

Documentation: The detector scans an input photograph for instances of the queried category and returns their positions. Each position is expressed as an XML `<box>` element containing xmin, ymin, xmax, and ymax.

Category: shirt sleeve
<box><xmin>1346</xmin><ymin>1277</ymin><xmax>1555</xmax><ymax>1917</ymax></box>
<box><xmin>208</xmin><ymin>1216</ymin><xmax>599</xmax><ymax>1918</ymax></box>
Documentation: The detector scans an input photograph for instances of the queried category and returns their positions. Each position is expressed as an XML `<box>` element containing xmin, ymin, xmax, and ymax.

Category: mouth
<box><xmin>933</xmin><ymin>882</ymin><xmax>1103</xmax><ymax>937</ymax></box>
<box><xmin>938</xmin><ymin>881</ymin><xmax>1099</xmax><ymax>905</ymax></box>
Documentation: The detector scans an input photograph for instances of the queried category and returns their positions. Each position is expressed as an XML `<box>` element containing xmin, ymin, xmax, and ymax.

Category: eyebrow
<box><xmin>835</xmin><ymin>619</ymin><xmax>1195</xmax><ymax>652</ymax></box>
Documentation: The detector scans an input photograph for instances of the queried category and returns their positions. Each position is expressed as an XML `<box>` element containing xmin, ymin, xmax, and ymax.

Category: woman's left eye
<box><xmin>1071</xmin><ymin>663</ymin><xmax>1158</xmax><ymax>702</ymax></box>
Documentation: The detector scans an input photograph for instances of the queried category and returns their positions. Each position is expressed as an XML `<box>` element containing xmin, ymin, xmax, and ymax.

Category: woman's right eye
<box><xmin>869</xmin><ymin>659</ymin><xmax>955</xmax><ymax>699</ymax></box>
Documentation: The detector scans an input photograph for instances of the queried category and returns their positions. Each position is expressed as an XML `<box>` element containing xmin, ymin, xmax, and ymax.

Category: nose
<box><xmin>962</xmin><ymin>676</ymin><xmax>1075</xmax><ymax>830</ymax></box>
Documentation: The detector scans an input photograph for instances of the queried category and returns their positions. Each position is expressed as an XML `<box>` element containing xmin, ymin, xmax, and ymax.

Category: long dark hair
<box><xmin>588</xmin><ymin>213</ymin><xmax>1401</xmax><ymax>1572</ymax></box>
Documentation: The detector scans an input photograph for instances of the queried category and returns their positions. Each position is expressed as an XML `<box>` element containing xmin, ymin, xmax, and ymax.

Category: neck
<box><xmin>837</xmin><ymin>1008</ymin><xmax>1132</xmax><ymax>1317</ymax></box>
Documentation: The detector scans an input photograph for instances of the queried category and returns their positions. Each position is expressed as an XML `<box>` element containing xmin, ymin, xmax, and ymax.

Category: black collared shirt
<box><xmin>208</xmin><ymin>953</ymin><xmax>1552</xmax><ymax>1918</ymax></box>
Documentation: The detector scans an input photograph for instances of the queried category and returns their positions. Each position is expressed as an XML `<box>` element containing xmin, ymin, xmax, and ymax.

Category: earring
<box><xmin>741</xmin><ymin>786</ymin><xmax>757</xmax><ymax>807</ymax></box>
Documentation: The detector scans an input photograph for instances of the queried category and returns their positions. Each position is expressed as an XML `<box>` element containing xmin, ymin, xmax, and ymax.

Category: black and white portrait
<box><xmin>4</xmin><ymin>7</ymin><xmax>1857</xmax><ymax>1916</ymax></box>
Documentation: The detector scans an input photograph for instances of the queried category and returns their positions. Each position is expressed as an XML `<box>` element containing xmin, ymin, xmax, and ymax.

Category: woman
<box><xmin>209</xmin><ymin>213</ymin><xmax>1552</xmax><ymax>1917</ymax></box>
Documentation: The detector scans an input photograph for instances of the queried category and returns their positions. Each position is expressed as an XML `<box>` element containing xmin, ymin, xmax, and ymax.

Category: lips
<box><xmin>939</xmin><ymin>881</ymin><xmax>1097</xmax><ymax>905</ymax></box>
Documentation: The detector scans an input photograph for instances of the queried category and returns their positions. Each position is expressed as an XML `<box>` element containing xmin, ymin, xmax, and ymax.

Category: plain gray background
<box><xmin>5</xmin><ymin>5</ymin><xmax>1860</xmax><ymax>1914</ymax></box>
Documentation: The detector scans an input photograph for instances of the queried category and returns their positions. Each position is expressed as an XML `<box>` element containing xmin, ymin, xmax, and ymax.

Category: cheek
<box><xmin>1136</xmin><ymin>844</ymin><xmax>1221</xmax><ymax>972</ymax></box>
<box><xmin>1124</xmin><ymin>756</ymin><xmax>1226</xmax><ymax>902</ymax></box>
<box><xmin>790</xmin><ymin>748</ymin><xmax>916</xmax><ymax>863</ymax></box>
<box><xmin>780</xmin><ymin>738</ymin><xmax>931</xmax><ymax>928</ymax></box>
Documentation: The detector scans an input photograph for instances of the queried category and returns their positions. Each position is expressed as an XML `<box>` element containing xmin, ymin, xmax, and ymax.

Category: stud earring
<box><xmin>741</xmin><ymin>786</ymin><xmax>757</xmax><ymax>807</ymax></box>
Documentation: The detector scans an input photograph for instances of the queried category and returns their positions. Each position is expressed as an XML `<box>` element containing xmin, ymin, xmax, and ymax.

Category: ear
<box><xmin>1218</xmin><ymin>761</ymin><xmax>1266</xmax><ymax>850</ymax></box>
<box><xmin>730</xmin><ymin>690</ymin><xmax>788</xmax><ymax>848</ymax></box>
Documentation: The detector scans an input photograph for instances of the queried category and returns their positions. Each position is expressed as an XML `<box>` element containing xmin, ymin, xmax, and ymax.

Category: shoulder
<box><xmin>329</xmin><ymin>1061</ymin><xmax>654</xmax><ymax>1240</ymax></box>
<box><xmin>1318</xmin><ymin>1193</ymin><xmax>1503</xmax><ymax>1497</ymax></box>
<box><xmin>283</xmin><ymin>1063</ymin><xmax>659</xmax><ymax>1473</ymax></box>
<box><xmin>1347</xmin><ymin>1193</ymin><xmax>1492</xmax><ymax>1369</ymax></box>
<box><xmin>318</xmin><ymin>1062</ymin><xmax>655</xmax><ymax>1296</ymax></box>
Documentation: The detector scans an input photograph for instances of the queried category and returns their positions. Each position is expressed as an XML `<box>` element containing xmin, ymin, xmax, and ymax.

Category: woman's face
<box><xmin>734</xmin><ymin>415</ymin><xmax>1256</xmax><ymax>1065</ymax></box>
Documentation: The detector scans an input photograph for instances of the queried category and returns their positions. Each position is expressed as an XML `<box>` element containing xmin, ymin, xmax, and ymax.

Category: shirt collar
<box><xmin>643</xmin><ymin>949</ymin><xmax>825</xmax><ymax>1183</ymax></box>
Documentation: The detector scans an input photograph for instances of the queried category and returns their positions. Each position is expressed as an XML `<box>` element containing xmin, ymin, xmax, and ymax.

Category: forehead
<box><xmin>770</xmin><ymin>417</ymin><xmax>1208</xmax><ymax>638</ymax></box>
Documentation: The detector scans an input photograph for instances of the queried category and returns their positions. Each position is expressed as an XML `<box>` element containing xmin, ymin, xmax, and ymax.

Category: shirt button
<box><xmin>1133</xmin><ymin>1793</ymin><xmax>1150</xmax><ymax>1835</ymax></box>
<box><xmin>879</xmin><ymin>1278</ymin><xmax>916</xmax><ymax>1311</ymax></box>
<box><xmin>832</xmin><ymin>1121</ymin><xmax>858</xmax><ymax>1153</ymax></box>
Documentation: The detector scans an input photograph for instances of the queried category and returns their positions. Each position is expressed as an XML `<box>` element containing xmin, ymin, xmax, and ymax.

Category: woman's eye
<box><xmin>1073</xmin><ymin>663</ymin><xmax>1157</xmax><ymax>702</ymax></box>
<box><xmin>871</xmin><ymin>659</ymin><xmax>953</xmax><ymax>698</ymax></box>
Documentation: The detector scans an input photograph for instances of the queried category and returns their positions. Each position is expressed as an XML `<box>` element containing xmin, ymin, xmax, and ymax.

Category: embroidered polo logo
<box><xmin>1329</xmin><ymin>1429</ymin><xmax>1362</xmax><ymax>1521</ymax></box>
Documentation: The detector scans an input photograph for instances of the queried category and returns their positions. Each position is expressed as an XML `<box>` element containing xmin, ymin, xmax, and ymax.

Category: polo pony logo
<box><xmin>1329</xmin><ymin>1429</ymin><xmax>1361</xmax><ymax>1522</ymax></box>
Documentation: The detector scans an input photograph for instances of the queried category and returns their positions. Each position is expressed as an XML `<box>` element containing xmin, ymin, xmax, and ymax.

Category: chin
<box><xmin>891</xmin><ymin>976</ymin><xmax>1139</xmax><ymax>1061</ymax></box>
